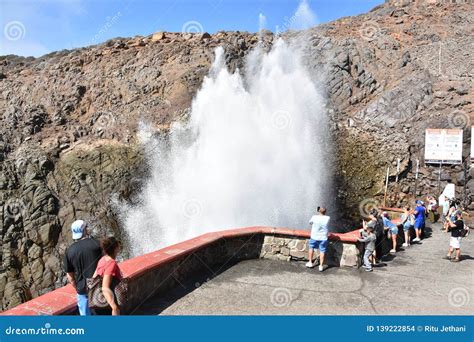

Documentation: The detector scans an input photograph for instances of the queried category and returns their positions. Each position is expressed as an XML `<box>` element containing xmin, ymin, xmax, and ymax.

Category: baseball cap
<box><xmin>71</xmin><ymin>220</ymin><xmax>87</xmax><ymax>240</ymax></box>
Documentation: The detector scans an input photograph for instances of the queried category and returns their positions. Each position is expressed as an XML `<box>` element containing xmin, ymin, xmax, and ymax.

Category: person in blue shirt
<box><xmin>382</xmin><ymin>212</ymin><xmax>399</xmax><ymax>253</ymax></box>
<box><xmin>413</xmin><ymin>200</ymin><xmax>426</xmax><ymax>242</ymax></box>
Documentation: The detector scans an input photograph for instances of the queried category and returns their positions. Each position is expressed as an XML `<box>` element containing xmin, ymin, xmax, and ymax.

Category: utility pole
<box><xmin>414</xmin><ymin>159</ymin><xmax>419</xmax><ymax>199</ymax></box>
<box><xmin>383</xmin><ymin>166</ymin><xmax>390</xmax><ymax>207</ymax></box>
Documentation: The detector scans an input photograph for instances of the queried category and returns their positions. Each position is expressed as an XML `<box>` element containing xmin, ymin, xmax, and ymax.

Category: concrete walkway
<box><xmin>139</xmin><ymin>223</ymin><xmax>473</xmax><ymax>315</ymax></box>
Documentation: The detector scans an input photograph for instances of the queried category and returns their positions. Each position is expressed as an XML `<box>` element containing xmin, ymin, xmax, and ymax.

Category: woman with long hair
<box><xmin>93</xmin><ymin>237</ymin><xmax>123</xmax><ymax>315</ymax></box>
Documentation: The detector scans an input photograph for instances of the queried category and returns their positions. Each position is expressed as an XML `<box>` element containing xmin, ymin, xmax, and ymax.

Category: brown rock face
<box><xmin>0</xmin><ymin>1</ymin><xmax>473</xmax><ymax>310</ymax></box>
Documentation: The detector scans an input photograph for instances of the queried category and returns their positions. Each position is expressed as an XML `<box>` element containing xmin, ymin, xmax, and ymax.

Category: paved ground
<box><xmin>138</xmin><ymin>223</ymin><xmax>473</xmax><ymax>315</ymax></box>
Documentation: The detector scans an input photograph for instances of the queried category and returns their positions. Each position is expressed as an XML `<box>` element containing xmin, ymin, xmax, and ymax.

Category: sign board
<box><xmin>424</xmin><ymin>129</ymin><xmax>463</xmax><ymax>164</ymax></box>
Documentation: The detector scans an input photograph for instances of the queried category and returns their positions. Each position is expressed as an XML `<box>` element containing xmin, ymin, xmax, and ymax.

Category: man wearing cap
<box><xmin>64</xmin><ymin>220</ymin><xmax>102</xmax><ymax>315</ymax></box>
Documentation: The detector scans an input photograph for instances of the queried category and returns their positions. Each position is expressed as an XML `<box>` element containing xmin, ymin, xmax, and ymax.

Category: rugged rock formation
<box><xmin>0</xmin><ymin>1</ymin><xmax>473</xmax><ymax>310</ymax></box>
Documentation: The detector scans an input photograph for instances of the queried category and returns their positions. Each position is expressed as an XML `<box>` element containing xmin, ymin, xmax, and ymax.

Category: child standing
<box><xmin>358</xmin><ymin>223</ymin><xmax>376</xmax><ymax>272</ymax></box>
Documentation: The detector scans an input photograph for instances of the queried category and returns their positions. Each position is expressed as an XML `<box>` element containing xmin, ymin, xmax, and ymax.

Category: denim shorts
<box><xmin>308</xmin><ymin>239</ymin><xmax>328</xmax><ymax>253</ymax></box>
<box><xmin>403</xmin><ymin>224</ymin><xmax>411</xmax><ymax>232</ymax></box>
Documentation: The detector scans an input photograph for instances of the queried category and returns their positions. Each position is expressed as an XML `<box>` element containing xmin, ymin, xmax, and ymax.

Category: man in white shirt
<box><xmin>306</xmin><ymin>207</ymin><xmax>330</xmax><ymax>272</ymax></box>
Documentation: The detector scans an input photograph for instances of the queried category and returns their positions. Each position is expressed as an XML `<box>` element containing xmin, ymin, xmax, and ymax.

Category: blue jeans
<box><xmin>77</xmin><ymin>294</ymin><xmax>91</xmax><ymax>316</ymax></box>
<box><xmin>363</xmin><ymin>249</ymin><xmax>373</xmax><ymax>270</ymax></box>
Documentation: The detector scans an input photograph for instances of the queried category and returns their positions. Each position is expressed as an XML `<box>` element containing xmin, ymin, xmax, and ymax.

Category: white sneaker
<box><xmin>413</xmin><ymin>237</ymin><xmax>420</xmax><ymax>242</ymax></box>
<box><xmin>318</xmin><ymin>265</ymin><xmax>324</xmax><ymax>272</ymax></box>
<box><xmin>390</xmin><ymin>249</ymin><xmax>396</xmax><ymax>253</ymax></box>
<box><xmin>402</xmin><ymin>243</ymin><xmax>408</xmax><ymax>247</ymax></box>
<box><xmin>306</xmin><ymin>261</ymin><xmax>315</xmax><ymax>268</ymax></box>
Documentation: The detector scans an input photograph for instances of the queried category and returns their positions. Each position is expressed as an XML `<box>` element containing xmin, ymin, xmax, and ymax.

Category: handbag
<box><xmin>87</xmin><ymin>261</ymin><xmax>128</xmax><ymax>309</ymax></box>
<box><xmin>461</xmin><ymin>224</ymin><xmax>470</xmax><ymax>238</ymax></box>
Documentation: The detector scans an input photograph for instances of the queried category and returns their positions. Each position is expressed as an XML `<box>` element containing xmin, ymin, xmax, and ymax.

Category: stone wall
<box><xmin>260</xmin><ymin>235</ymin><xmax>362</xmax><ymax>267</ymax></box>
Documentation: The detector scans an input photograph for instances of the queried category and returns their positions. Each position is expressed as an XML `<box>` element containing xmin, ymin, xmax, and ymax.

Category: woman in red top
<box><xmin>93</xmin><ymin>237</ymin><xmax>123</xmax><ymax>315</ymax></box>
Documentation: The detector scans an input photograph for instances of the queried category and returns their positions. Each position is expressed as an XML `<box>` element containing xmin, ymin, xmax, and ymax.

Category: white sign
<box><xmin>424</xmin><ymin>129</ymin><xmax>463</xmax><ymax>164</ymax></box>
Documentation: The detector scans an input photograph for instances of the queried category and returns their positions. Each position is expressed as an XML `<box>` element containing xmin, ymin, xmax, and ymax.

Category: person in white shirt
<box><xmin>306</xmin><ymin>207</ymin><xmax>330</xmax><ymax>272</ymax></box>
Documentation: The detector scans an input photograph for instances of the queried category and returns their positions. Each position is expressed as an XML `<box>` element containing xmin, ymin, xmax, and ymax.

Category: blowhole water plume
<box><xmin>121</xmin><ymin>39</ymin><xmax>331</xmax><ymax>257</ymax></box>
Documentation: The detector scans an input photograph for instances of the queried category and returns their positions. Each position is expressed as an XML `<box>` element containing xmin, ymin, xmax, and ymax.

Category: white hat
<box><xmin>71</xmin><ymin>220</ymin><xmax>87</xmax><ymax>240</ymax></box>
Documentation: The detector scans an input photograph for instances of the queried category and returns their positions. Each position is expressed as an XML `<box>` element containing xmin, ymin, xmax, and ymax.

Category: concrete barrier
<box><xmin>1</xmin><ymin>226</ymin><xmax>362</xmax><ymax>316</ymax></box>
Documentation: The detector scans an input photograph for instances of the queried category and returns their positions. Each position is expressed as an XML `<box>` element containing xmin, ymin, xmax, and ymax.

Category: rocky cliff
<box><xmin>0</xmin><ymin>0</ymin><xmax>473</xmax><ymax>310</ymax></box>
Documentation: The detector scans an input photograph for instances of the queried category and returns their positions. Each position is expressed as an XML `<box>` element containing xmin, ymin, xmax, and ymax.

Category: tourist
<box><xmin>382</xmin><ymin>212</ymin><xmax>398</xmax><ymax>253</ymax></box>
<box><xmin>426</xmin><ymin>196</ymin><xmax>439</xmax><ymax>223</ymax></box>
<box><xmin>401</xmin><ymin>207</ymin><xmax>414</xmax><ymax>247</ymax></box>
<box><xmin>306</xmin><ymin>207</ymin><xmax>330</xmax><ymax>272</ymax></box>
<box><xmin>444</xmin><ymin>211</ymin><xmax>464</xmax><ymax>262</ymax></box>
<box><xmin>64</xmin><ymin>220</ymin><xmax>102</xmax><ymax>316</ymax></box>
<box><xmin>93</xmin><ymin>237</ymin><xmax>123</xmax><ymax>315</ymax></box>
<box><xmin>441</xmin><ymin>195</ymin><xmax>450</xmax><ymax>229</ymax></box>
<box><xmin>358</xmin><ymin>224</ymin><xmax>376</xmax><ymax>272</ymax></box>
<box><xmin>412</xmin><ymin>200</ymin><xmax>426</xmax><ymax>242</ymax></box>
<box><xmin>445</xmin><ymin>206</ymin><xmax>457</xmax><ymax>233</ymax></box>
<box><xmin>369</xmin><ymin>208</ymin><xmax>385</xmax><ymax>263</ymax></box>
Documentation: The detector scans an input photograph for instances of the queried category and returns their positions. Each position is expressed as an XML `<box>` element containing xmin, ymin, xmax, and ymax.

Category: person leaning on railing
<box><xmin>93</xmin><ymin>237</ymin><xmax>123</xmax><ymax>315</ymax></box>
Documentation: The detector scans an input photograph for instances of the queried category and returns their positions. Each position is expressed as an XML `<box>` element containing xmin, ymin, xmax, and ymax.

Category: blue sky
<box><xmin>0</xmin><ymin>0</ymin><xmax>383</xmax><ymax>57</ymax></box>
